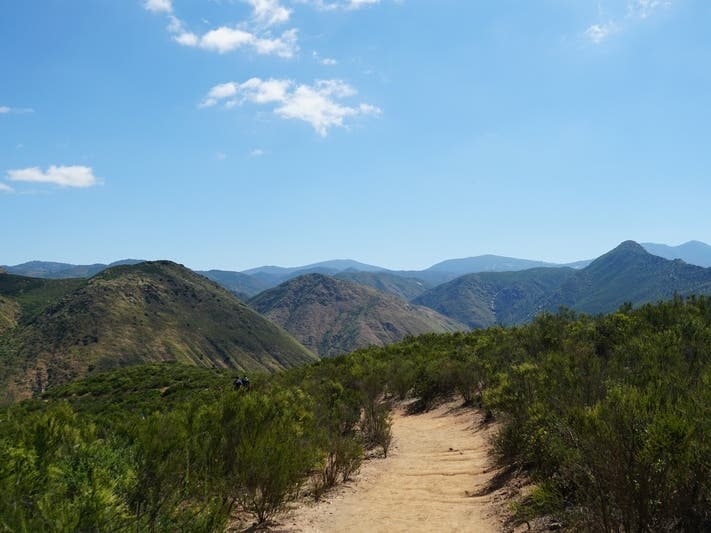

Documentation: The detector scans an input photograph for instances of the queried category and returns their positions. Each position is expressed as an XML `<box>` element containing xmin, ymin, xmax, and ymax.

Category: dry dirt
<box><xmin>268</xmin><ymin>400</ymin><xmax>507</xmax><ymax>533</ymax></box>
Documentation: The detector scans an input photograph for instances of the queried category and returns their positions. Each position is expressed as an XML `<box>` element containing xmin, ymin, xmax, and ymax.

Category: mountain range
<box><xmin>5</xmin><ymin>241</ymin><xmax>711</xmax><ymax>299</ymax></box>
<box><xmin>3</xmin><ymin>240</ymin><xmax>711</xmax><ymax>403</ymax></box>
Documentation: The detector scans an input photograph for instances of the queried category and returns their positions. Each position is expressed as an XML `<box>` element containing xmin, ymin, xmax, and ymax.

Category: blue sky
<box><xmin>1</xmin><ymin>0</ymin><xmax>710</xmax><ymax>270</ymax></box>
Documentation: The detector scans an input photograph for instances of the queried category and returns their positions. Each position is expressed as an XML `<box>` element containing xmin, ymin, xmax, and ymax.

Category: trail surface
<box><xmin>278</xmin><ymin>401</ymin><xmax>501</xmax><ymax>532</ymax></box>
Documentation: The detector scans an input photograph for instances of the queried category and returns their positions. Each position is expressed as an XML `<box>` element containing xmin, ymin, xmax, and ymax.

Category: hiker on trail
<box><xmin>233</xmin><ymin>377</ymin><xmax>243</xmax><ymax>390</ymax></box>
<box><xmin>242</xmin><ymin>375</ymin><xmax>250</xmax><ymax>389</ymax></box>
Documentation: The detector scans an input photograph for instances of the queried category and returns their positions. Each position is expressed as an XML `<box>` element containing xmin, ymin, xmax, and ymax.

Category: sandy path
<box><xmin>277</xmin><ymin>401</ymin><xmax>500</xmax><ymax>533</ymax></box>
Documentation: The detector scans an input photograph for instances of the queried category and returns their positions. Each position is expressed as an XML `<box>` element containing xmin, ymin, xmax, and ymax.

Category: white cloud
<box><xmin>250</xmin><ymin>148</ymin><xmax>266</xmax><ymax>157</ymax></box>
<box><xmin>346</xmin><ymin>0</ymin><xmax>380</xmax><ymax>9</ymax></box>
<box><xmin>585</xmin><ymin>0</ymin><xmax>673</xmax><ymax>43</ymax></box>
<box><xmin>200</xmin><ymin>78</ymin><xmax>381</xmax><ymax>136</ymax></box>
<box><xmin>298</xmin><ymin>0</ymin><xmax>381</xmax><ymax>10</ymax></box>
<box><xmin>253</xmin><ymin>29</ymin><xmax>298</xmax><ymax>57</ymax></box>
<box><xmin>174</xmin><ymin>31</ymin><xmax>199</xmax><ymax>46</ymax></box>
<box><xmin>7</xmin><ymin>165</ymin><xmax>100</xmax><ymax>188</ymax></box>
<box><xmin>313</xmin><ymin>51</ymin><xmax>338</xmax><ymax>65</ymax></box>
<box><xmin>171</xmin><ymin>24</ymin><xmax>298</xmax><ymax>57</ymax></box>
<box><xmin>144</xmin><ymin>0</ymin><xmax>173</xmax><ymax>14</ymax></box>
<box><xmin>200</xmin><ymin>27</ymin><xmax>255</xmax><ymax>53</ymax></box>
<box><xmin>0</xmin><ymin>183</ymin><xmax>13</xmax><ymax>193</ymax></box>
<box><xmin>200</xmin><ymin>78</ymin><xmax>291</xmax><ymax>108</ymax></box>
<box><xmin>147</xmin><ymin>2</ymin><xmax>298</xmax><ymax>58</ymax></box>
<box><xmin>247</xmin><ymin>0</ymin><xmax>291</xmax><ymax>27</ymax></box>
<box><xmin>0</xmin><ymin>106</ymin><xmax>34</xmax><ymax>114</ymax></box>
<box><xmin>585</xmin><ymin>22</ymin><xmax>617</xmax><ymax>44</ymax></box>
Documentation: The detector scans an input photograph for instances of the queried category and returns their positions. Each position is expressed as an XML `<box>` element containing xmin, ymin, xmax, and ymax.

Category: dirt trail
<box><xmin>278</xmin><ymin>401</ymin><xmax>501</xmax><ymax>532</ymax></box>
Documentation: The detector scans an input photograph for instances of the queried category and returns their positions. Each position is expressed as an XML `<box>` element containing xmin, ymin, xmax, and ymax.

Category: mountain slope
<box><xmin>415</xmin><ymin>241</ymin><xmax>711</xmax><ymax>328</ymax></box>
<box><xmin>198</xmin><ymin>269</ymin><xmax>269</xmax><ymax>299</ymax></box>
<box><xmin>642</xmin><ymin>240</ymin><xmax>711</xmax><ymax>267</ymax></box>
<box><xmin>0</xmin><ymin>273</ymin><xmax>86</xmax><ymax>323</ymax></box>
<box><xmin>0</xmin><ymin>262</ymin><xmax>316</xmax><ymax>401</ymax></box>
<box><xmin>546</xmin><ymin>241</ymin><xmax>711</xmax><ymax>314</ymax></box>
<box><xmin>334</xmin><ymin>271</ymin><xmax>432</xmax><ymax>301</ymax></box>
<box><xmin>250</xmin><ymin>274</ymin><xmax>466</xmax><ymax>358</ymax></box>
<box><xmin>414</xmin><ymin>268</ymin><xmax>576</xmax><ymax>328</ymax></box>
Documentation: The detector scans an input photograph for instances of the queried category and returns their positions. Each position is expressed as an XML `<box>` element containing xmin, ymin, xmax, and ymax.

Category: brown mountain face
<box><xmin>0</xmin><ymin>262</ymin><xmax>317</xmax><ymax>402</ymax></box>
<box><xmin>249</xmin><ymin>273</ymin><xmax>467</xmax><ymax>358</ymax></box>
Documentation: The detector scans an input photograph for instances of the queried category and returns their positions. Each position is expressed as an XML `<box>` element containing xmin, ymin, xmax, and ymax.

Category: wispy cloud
<box><xmin>145</xmin><ymin>0</ymin><xmax>298</xmax><ymax>58</ymax></box>
<box><xmin>247</xmin><ymin>0</ymin><xmax>291</xmax><ymax>27</ymax></box>
<box><xmin>6</xmin><ymin>165</ymin><xmax>101</xmax><ymax>188</ymax></box>
<box><xmin>313</xmin><ymin>51</ymin><xmax>338</xmax><ymax>65</ymax></box>
<box><xmin>632</xmin><ymin>0</ymin><xmax>672</xmax><ymax>19</ymax></box>
<box><xmin>0</xmin><ymin>183</ymin><xmax>14</xmax><ymax>193</ymax></box>
<box><xmin>143</xmin><ymin>0</ymin><xmax>173</xmax><ymax>14</ymax></box>
<box><xmin>298</xmin><ymin>0</ymin><xmax>382</xmax><ymax>10</ymax></box>
<box><xmin>200</xmin><ymin>78</ymin><xmax>381</xmax><ymax>136</ymax></box>
<box><xmin>250</xmin><ymin>148</ymin><xmax>266</xmax><ymax>157</ymax></box>
<box><xmin>585</xmin><ymin>22</ymin><xmax>618</xmax><ymax>44</ymax></box>
<box><xmin>0</xmin><ymin>106</ymin><xmax>34</xmax><ymax>115</ymax></box>
<box><xmin>585</xmin><ymin>0</ymin><xmax>673</xmax><ymax>44</ymax></box>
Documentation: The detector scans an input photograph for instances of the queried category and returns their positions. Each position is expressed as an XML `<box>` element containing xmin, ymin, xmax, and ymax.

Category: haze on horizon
<box><xmin>2</xmin><ymin>1</ymin><xmax>710</xmax><ymax>271</ymax></box>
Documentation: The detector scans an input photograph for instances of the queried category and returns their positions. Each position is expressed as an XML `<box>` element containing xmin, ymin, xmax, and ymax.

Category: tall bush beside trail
<box><xmin>0</xmin><ymin>403</ymin><xmax>133</xmax><ymax>532</ymax></box>
<box><xmin>563</xmin><ymin>385</ymin><xmax>709</xmax><ymax>532</ymax></box>
<box><xmin>127</xmin><ymin>407</ymin><xmax>228</xmax><ymax>532</ymax></box>
<box><xmin>311</xmin><ymin>381</ymin><xmax>363</xmax><ymax>493</ymax></box>
<box><xmin>361</xmin><ymin>402</ymin><xmax>392</xmax><ymax>457</ymax></box>
<box><xmin>227</xmin><ymin>388</ymin><xmax>319</xmax><ymax>524</ymax></box>
<box><xmin>385</xmin><ymin>354</ymin><xmax>417</xmax><ymax>399</ymax></box>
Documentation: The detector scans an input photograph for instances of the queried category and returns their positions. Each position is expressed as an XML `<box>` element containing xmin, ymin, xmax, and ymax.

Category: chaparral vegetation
<box><xmin>1</xmin><ymin>296</ymin><xmax>709</xmax><ymax>531</ymax></box>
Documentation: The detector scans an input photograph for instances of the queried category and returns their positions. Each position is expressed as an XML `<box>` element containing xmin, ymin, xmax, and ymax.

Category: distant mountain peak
<box><xmin>610</xmin><ymin>240</ymin><xmax>648</xmax><ymax>255</ymax></box>
<box><xmin>641</xmin><ymin>241</ymin><xmax>711</xmax><ymax>267</ymax></box>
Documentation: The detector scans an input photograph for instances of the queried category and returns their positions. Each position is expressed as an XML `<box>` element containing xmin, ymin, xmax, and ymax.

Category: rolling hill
<box><xmin>0</xmin><ymin>262</ymin><xmax>316</xmax><ymax>402</ymax></box>
<box><xmin>249</xmin><ymin>274</ymin><xmax>467</xmax><ymax>358</ymax></box>
<box><xmin>413</xmin><ymin>267</ymin><xmax>576</xmax><ymax>328</ymax></box>
<box><xmin>415</xmin><ymin>241</ymin><xmax>711</xmax><ymax>328</ymax></box>
<box><xmin>1</xmin><ymin>259</ymin><xmax>144</xmax><ymax>279</ymax></box>
<box><xmin>334</xmin><ymin>271</ymin><xmax>432</xmax><ymax>301</ymax></box>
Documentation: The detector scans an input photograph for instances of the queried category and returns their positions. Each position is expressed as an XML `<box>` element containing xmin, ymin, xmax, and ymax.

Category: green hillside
<box><xmin>0</xmin><ymin>262</ymin><xmax>316</xmax><ymax>401</ymax></box>
<box><xmin>413</xmin><ymin>267</ymin><xmax>575</xmax><ymax>328</ymax></box>
<box><xmin>334</xmin><ymin>270</ymin><xmax>432</xmax><ymax>301</ymax></box>
<box><xmin>250</xmin><ymin>273</ymin><xmax>466</xmax><ymax>357</ymax></box>
<box><xmin>415</xmin><ymin>241</ymin><xmax>711</xmax><ymax>328</ymax></box>
<box><xmin>0</xmin><ymin>273</ymin><xmax>85</xmax><ymax>323</ymax></box>
<box><xmin>546</xmin><ymin>240</ymin><xmax>711</xmax><ymax>313</ymax></box>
